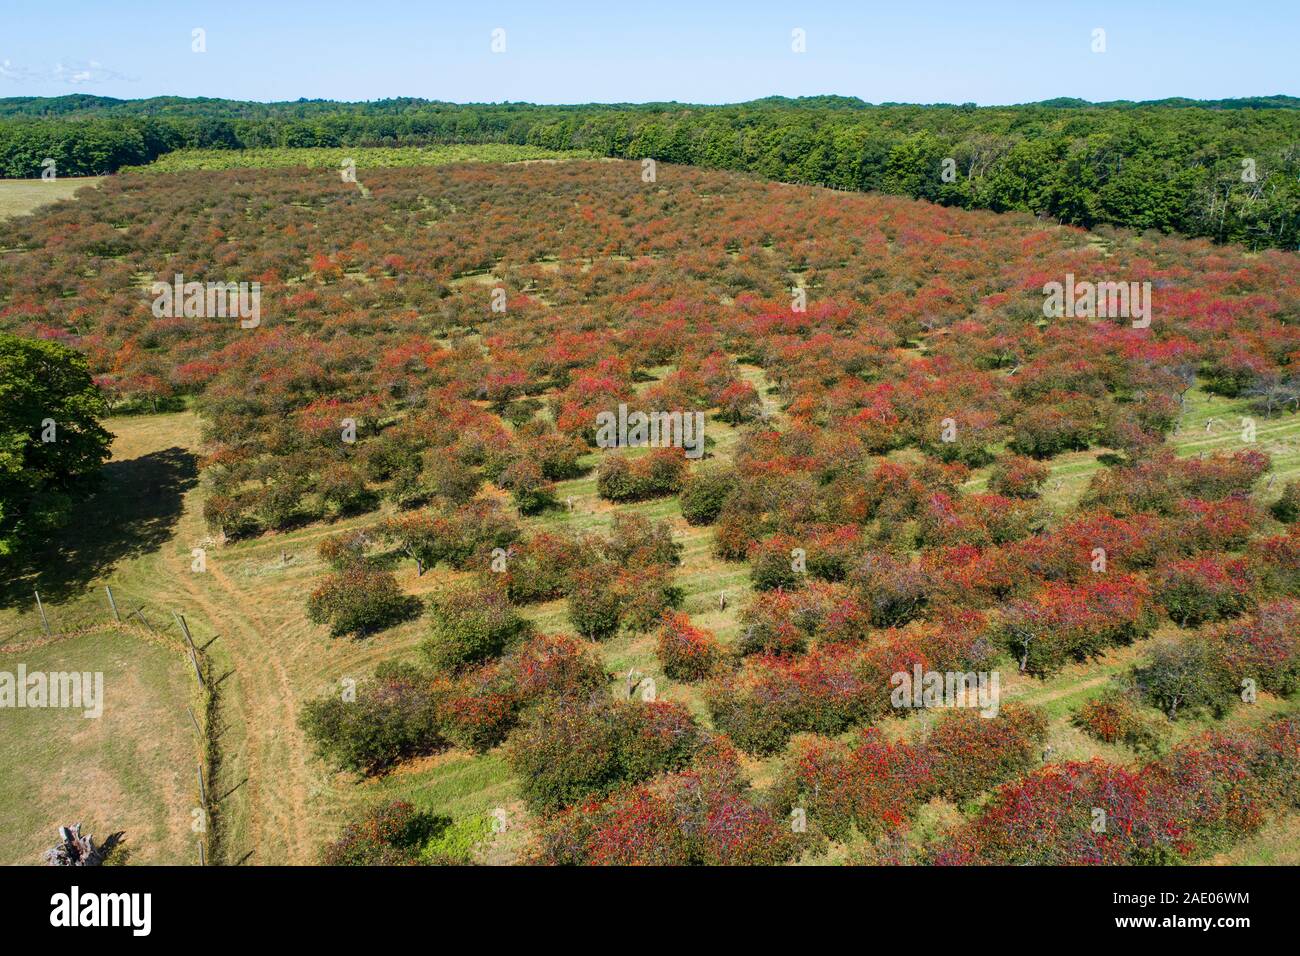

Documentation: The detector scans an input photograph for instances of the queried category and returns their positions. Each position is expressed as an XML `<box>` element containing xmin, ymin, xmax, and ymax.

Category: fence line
<box><xmin>2</xmin><ymin>586</ymin><xmax>227</xmax><ymax>867</ymax></box>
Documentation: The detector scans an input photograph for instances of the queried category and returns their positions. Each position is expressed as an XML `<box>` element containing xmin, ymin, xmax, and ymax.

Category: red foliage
<box><xmin>998</xmin><ymin>575</ymin><xmax>1156</xmax><ymax>676</ymax></box>
<box><xmin>655</xmin><ymin>612</ymin><xmax>720</xmax><ymax>681</ymax></box>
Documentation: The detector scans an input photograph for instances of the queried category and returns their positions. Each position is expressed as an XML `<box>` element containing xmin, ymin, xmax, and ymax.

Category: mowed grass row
<box><xmin>1171</xmin><ymin>387</ymin><xmax>1300</xmax><ymax>475</ymax></box>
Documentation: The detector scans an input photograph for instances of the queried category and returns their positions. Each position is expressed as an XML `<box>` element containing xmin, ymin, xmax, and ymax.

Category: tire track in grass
<box><xmin>212</xmin><ymin>556</ymin><xmax>311</xmax><ymax>863</ymax></box>
<box><xmin>164</xmin><ymin>527</ymin><xmax>312</xmax><ymax>864</ymax></box>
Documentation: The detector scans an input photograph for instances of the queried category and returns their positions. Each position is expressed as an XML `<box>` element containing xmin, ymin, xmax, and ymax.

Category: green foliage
<box><xmin>305</xmin><ymin>565</ymin><xmax>417</xmax><ymax>638</ymax></box>
<box><xmin>601</xmin><ymin>513</ymin><xmax>681</xmax><ymax>568</ymax></box>
<box><xmin>1073</xmin><ymin>687</ymin><xmax>1167</xmax><ymax>753</ymax></box>
<box><xmin>506</xmin><ymin>696</ymin><xmax>702</xmax><ymax>813</ymax></box>
<box><xmin>1273</xmin><ymin>480</ymin><xmax>1300</xmax><ymax>524</ymax></box>
<box><xmin>566</xmin><ymin>566</ymin><xmax>624</xmax><ymax>640</ymax></box>
<box><xmin>1153</xmin><ymin>556</ymin><xmax>1254</xmax><ymax>627</ymax></box>
<box><xmin>320</xmin><ymin>800</ymin><xmax>442</xmax><ymax>865</ymax></box>
<box><xmin>498</xmin><ymin>457</ymin><xmax>556</xmax><ymax>515</ymax></box>
<box><xmin>679</xmin><ymin>464</ymin><xmax>737</xmax><ymax>525</ymax></box>
<box><xmin>251</xmin><ymin>477</ymin><xmax>305</xmax><ymax>531</ymax></box>
<box><xmin>921</xmin><ymin>705</ymin><xmax>1049</xmax><ymax>804</ymax></box>
<box><xmin>1133</xmin><ymin>638</ymin><xmax>1235</xmax><ymax>720</ymax></box>
<box><xmin>300</xmin><ymin>664</ymin><xmax>443</xmax><ymax>775</ymax></box>
<box><xmin>318</xmin><ymin>462</ymin><xmax>378</xmax><ymax>516</ymax></box>
<box><xmin>502</xmin><ymin>532</ymin><xmax>583</xmax><ymax>604</ymax></box>
<box><xmin>0</xmin><ymin>333</ymin><xmax>110</xmax><ymax>558</ymax></box>
<box><xmin>417</xmin><ymin>813</ymin><xmax>492</xmax><ymax>865</ymax></box>
<box><xmin>748</xmin><ymin>534</ymin><xmax>802</xmax><ymax>591</ymax></box>
<box><xmin>4</xmin><ymin>95</ymin><xmax>1297</xmax><ymax>246</ymax></box>
<box><xmin>421</xmin><ymin>582</ymin><xmax>530</xmax><ymax>672</ymax></box>
<box><xmin>595</xmin><ymin>449</ymin><xmax>686</xmax><ymax>502</ymax></box>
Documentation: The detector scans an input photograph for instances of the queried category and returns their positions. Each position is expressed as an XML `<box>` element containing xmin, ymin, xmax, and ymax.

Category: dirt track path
<box><xmin>161</xmin><ymin>479</ymin><xmax>314</xmax><ymax>864</ymax></box>
<box><xmin>166</xmin><ymin>540</ymin><xmax>313</xmax><ymax>864</ymax></box>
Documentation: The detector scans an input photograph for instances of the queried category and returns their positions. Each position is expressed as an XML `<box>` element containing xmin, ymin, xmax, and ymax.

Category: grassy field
<box><xmin>0</xmin><ymin>626</ymin><xmax>201</xmax><ymax>865</ymax></box>
<box><xmin>124</xmin><ymin>144</ymin><xmax>596</xmax><ymax>174</ymax></box>
<box><xmin>0</xmin><ymin>176</ymin><xmax>101</xmax><ymax>220</ymax></box>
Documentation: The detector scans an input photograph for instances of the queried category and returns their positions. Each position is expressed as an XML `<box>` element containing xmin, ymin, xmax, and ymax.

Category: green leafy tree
<box><xmin>1133</xmin><ymin>638</ymin><xmax>1234</xmax><ymax>720</ymax></box>
<box><xmin>306</xmin><ymin>565</ymin><xmax>417</xmax><ymax>638</ymax></box>
<box><xmin>0</xmin><ymin>333</ymin><xmax>110</xmax><ymax>558</ymax></box>
<box><xmin>421</xmin><ymin>582</ymin><xmax>530</xmax><ymax>672</ymax></box>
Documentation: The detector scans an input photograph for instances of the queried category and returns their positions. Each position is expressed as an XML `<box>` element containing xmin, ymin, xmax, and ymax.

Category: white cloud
<box><xmin>1</xmin><ymin>58</ymin><xmax>134</xmax><ymax>84</ymax></box>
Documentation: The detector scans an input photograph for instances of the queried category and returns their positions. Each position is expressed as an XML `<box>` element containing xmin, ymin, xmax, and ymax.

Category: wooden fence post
<box><xmin>188</xmin><ymin>646</ymin><xmax>206</xmax><ymax>689</ymax></box>
<box><xmin>174</xmin><ymin>612</ymin><xmax>196</xmax><ymax>653</ymax></box>
<box><xmin>34</xmin><ymin>590</ymin><xmax>50</xmax><ymax>635</ymax></box>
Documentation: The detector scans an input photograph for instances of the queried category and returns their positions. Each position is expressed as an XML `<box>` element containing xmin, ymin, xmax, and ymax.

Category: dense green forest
<box><xmin>2</xmin><ymin>94</ymin><xmax>1297</xmax><ymax>248</ymax></box>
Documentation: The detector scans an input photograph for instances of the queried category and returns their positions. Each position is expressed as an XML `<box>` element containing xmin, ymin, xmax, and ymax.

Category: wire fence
<box><xmin>3</xmin><ymin>586</ymin><xmax>222</xmax><ymax>866</ymax></box>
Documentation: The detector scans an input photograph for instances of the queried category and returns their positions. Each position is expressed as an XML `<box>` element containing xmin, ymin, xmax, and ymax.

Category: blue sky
<box><xmin>2</xmin><ymin>0</ymin><xmax>1295</xmax><ymax>105</ymax></box>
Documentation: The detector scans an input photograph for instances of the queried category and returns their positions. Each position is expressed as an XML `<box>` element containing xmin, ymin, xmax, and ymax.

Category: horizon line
<box><xmin>4</xmin><ymin>92</ymin><xmax>1299</xmax><ymax>111</ymax></box>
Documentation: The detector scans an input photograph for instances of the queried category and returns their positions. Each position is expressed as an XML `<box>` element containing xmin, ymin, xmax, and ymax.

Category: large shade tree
<box><xmin>0</xmin><ymin>333</ymin><xmax>110</xmax><ymax>558</ymax></box>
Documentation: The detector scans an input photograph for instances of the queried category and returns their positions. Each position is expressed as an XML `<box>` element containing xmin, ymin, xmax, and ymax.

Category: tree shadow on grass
<box><xmin>0</xmin><ymin>446</ymin><xmax>198</xmax><ymax>609</ymax></box>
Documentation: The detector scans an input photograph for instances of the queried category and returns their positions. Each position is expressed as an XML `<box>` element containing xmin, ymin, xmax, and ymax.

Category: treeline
<box><xmin>1</xmin><ymin>94</ymin><xmax>1297</xmax><ymax>247</ymax></box>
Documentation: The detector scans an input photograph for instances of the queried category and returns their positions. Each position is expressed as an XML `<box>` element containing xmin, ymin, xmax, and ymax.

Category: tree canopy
<box><xmin>0</xmin><ymin>332</ymin><xmax>110</xmax><ymax>557</ymax></box>
<box><xmin>2</xmin><ymin>94</ymin><xmax>1297</xmax><ymax>247</ymax></box>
